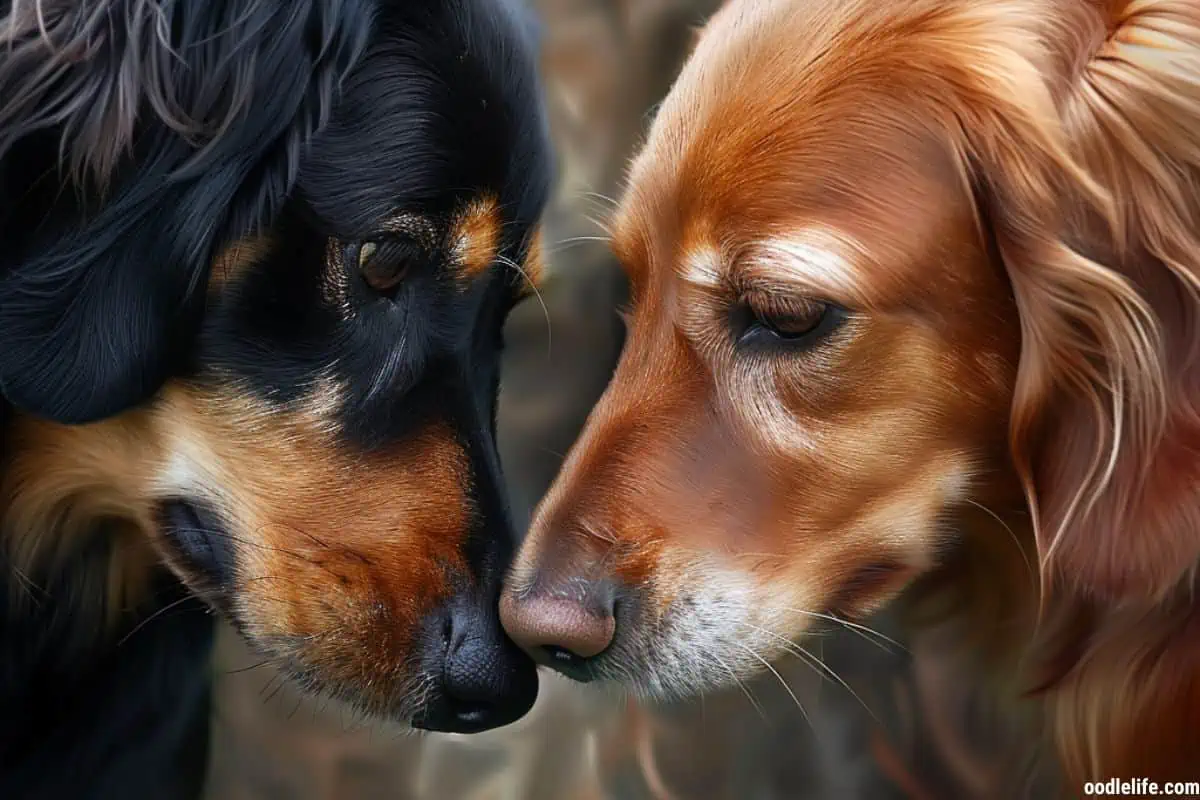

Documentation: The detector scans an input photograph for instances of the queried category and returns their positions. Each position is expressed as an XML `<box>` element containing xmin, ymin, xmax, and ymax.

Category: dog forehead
<box><xmin>295</xmin><ymin>0</ymin><xmax>552</xmax><ymax>235</ymax></box>
<box><xmin>617</xmin><ymin>112</ymin><xmax>978</xmax><ymax>317</ymax></box>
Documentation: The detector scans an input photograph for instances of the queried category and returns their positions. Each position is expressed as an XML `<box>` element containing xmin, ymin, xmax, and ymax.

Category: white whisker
<box><xmin>497</xmin><ymin>253</ymin><xmax>552</xmax><ymax>358</ymax></box>
<box><xmin>783</xmin><ymin>607</ymin><xmax>907</xmax><ymax>653</ymax></box>
<box><xmin>732</xmin><ymin>640</ymin><xmax>810</xmax><ymax>726</ymax></box>
<box><xmin>710</xmin><ymin>650</ymin><xmax>765</xmax><ymax>720</ymax></box>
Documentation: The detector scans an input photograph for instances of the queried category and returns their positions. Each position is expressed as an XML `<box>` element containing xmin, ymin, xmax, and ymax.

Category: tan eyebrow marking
<box><xmin>450</xmin><ymin>195</ymin><xmax>502</xmax><ymax>286</ymax></box>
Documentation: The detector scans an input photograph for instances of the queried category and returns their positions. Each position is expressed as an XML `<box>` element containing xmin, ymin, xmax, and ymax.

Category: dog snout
<box><xmin>499</xmin><ymin>571</ymin><xmax>618</xmax><ymax>679</ymax></box>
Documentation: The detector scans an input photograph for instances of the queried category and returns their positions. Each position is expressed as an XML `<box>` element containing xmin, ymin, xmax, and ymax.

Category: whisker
<box><xmin>709</xmin><ymin>651</ymin><xmax>765</xmax><ymax>720</ymax></box>
<box><xmin>498</xmin><ymin>253</ymin><xmax>552</xmax><ymax>358</ymax></box>
<box><xmin>116</xmin><ymin>594</ymin><xmax>197</xmax><ymax>646</ymax></box>
<box><xmin>262</xmin><ymin>679</ymin><xmax>286</xmax><ymax>707</ymax></box>
<box><xmin>581</xmin><ymin>212</ymin><xmax>613</xmax><ymax>237</ymax></box>
<box><xmin>791</xmin><ymin>640</ymin><xmax>880</xmax><ymax>724</ymax></box>
<box><xmin>189</xmin><ymin>526</ymin><xmax>345</xmax><ymax>579</ymax></box>
<box><xmin>580</xmin><ymin>190</ymin><xmax>619</xmax><ymax>209</ymax></box>
<box><xmin>183</xmin><ymin>526</ymin><xmax>310</xmax><ymax>562</ymax></box>
<box><xmin>735</xmin><ymin>618</ymin><xmax>882</xmax><ymax>722</ymax></box>
<box><xmin>8</xmin><ymin>565</ymin><xmax>45</xmax><ymax>601</ymax></box>
<box><xmin>258</xmin><ymin>672</ymin><xmax>282</xmax><ymax>701</ymax></box>
<box><xmin>784</xmin><ymin>607</ymin><xmax>908</xmax><ymax>653</ymax></box>
<box><xmin>963</xmin><ymin>497</ymin><xmax>1036</xmax><ymax>584</ymax></box>
<box><xmin>225</xmin><ymin>658</ymin><xmax>273</xmax><ymax>675</ymax></box>
<box><xmin>548</xmin><ymin>234</ymin><xmax>612</xmax><ymax>251</ymax></box>
<box><xmin>732</xmin><ymin>639</ymin><xmax>810</xmax><ymax>725</ymax></box>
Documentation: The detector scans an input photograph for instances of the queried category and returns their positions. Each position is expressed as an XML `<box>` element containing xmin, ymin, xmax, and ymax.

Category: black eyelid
<box><xmin>365</xmin><ymin>238</ymin><xmax>415</xmax><ymax>264</ymax></box>
<box><xmin>735</xmin><ymin>302</ymin><xmax>848</xmax><ymax>350</ymax></box>
<box><xmin>345</xmin><ymin>234</ymin><xmax>424</xmax><ymax>274</ymax></box>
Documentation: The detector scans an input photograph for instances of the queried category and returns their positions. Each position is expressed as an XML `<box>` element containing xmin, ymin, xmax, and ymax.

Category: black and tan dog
<box><xmin>0</xmin><ymin>0</ymin><xmax>551</xmax><ymax>795</ymax></box>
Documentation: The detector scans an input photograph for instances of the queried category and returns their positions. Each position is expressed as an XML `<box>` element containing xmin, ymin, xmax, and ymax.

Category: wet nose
<box><xmin>499</xmin><ymin>577</ymin><xmax>617</xmax><ymax>677</ymax></box>
<box><xmin>415</xmin><ymin>600</ymin><xmax>538</xmax><ymax>734</ymax></box>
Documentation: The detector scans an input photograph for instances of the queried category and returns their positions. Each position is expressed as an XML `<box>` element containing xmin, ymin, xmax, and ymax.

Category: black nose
<box><xmin>413</xmin><ymin>599</ymin><xmax>538</xmax><ymax>734</ymax></box>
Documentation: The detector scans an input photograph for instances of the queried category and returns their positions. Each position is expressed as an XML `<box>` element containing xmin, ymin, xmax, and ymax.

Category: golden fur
<box><xmin>503</xmin><ymin>0</ymin><xmax>1200</xmax><ymax>786</ymax></box>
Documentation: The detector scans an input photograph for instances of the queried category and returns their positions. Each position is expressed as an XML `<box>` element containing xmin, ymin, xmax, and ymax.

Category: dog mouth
<box><xmin>155</xmin><ymin>499</ymin><xmax>238</xmax><ymax>594</ymax></box>
<box><xmin>152</xmin><ymin>499</ymin><xmax>539</xmax><ymax>732</ymax></box>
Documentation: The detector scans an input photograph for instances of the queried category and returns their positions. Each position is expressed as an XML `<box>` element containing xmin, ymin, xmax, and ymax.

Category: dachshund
<box><xmin>499</xmin><ymin>0</ymin><xmax>1200</xmax><ymax>790</ymax></box>
<box><xmin>1</xmin><ymin>0</ymin><xmax>551</xmax><ymax>795</ymax></box>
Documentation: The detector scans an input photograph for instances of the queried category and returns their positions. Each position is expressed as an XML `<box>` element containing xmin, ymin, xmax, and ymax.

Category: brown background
<box><xmin>201</xmin><ymin>3</ymin><xmax>928</xmax><ymax>797</ymax></box>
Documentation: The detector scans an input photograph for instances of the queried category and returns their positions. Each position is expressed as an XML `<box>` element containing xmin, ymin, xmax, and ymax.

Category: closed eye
<box><xmin>732</xmin><ymin>293</ymin><xmax>847</xmax><ymax>350</ymax></box>
<box><xmin>346</xmin><ymin>235</ymin><xmax>422</xmax><ymax>299</ymax></box>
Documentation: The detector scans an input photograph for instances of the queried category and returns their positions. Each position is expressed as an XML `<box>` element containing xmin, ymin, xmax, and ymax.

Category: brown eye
<box><xmin>352</xmin><ymin>239</ymin><xmax>412</xmax><ymax>297</ymax></box>
<box><xmin>736</xmin><ymin>295</ymin><xmax>844</xmax><ymax>348</ymax></box>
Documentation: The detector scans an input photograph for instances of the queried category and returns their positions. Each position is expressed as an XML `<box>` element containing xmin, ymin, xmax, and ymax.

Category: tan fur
<box><xmin>149</xmin><ymin>382</ymin><xmax>472</xmax><ymax>703</ymax></box>
<box><xmin>520</xmin><ymin>225</ymin><xmax>548</xmax><ymax>292</ymax></box>
<box><xmin>507</xmin><ymin>0</ymin><xmax>1200</xmax><ymax>785</ymax></box>
<box><xmin>452</xmin><ymin>194</ymin><xmax>503</xmax><ymax>285</ymax></box>
<box><xmin>1</xmin><ymin>378</ymin><xmax>473</xmax><ymax>699</ymax></box>
<box><xmin>1</xmin><ymin>411</ymin><xmax>161</xmax><ymax>626</ymax></box>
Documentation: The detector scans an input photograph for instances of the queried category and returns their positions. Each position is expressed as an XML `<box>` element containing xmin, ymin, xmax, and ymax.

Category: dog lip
<box><xmin>155</xmin><ymin>499</ymin><xmax>236</xmax><ymax>591</ymax></box>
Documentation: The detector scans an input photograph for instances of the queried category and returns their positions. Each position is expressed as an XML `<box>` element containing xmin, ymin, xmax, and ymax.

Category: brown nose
<box><xmin>499</xmin><ymin>578</ymin><xmax>617</xmax><ymax>672</ymax></box>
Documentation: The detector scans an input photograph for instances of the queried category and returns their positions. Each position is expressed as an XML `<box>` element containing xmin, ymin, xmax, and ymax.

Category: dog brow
<box><xmin>741</xmin><ymin>230</ymin><xmax>865</xmax><ymax>300</ymax></box>
<box><xmin>678</xmin><ymin>245</ymin><xmax>725</xmax><ymax>289</ymax></box>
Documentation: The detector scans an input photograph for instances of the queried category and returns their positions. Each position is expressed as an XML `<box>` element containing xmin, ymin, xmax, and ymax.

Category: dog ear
<box><xmin>954</xmin><ymin>1</ymin><xmax>1200</xmax><ymax>606</ymax></box>
<box><xmin>0</xmin><ymin>0</ymin><xmax>373</xmax><ymax>424</ymax></box>
<box><xmin>950</xmin><ymin>1</ymin><xmax>1200</xmax><ymax>781</ymax></box>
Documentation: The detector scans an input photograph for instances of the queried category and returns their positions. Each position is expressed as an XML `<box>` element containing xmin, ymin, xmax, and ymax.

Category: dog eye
<box><xmin>736</xmin><ymin>296</ymin><xmax>844</xmax><ymax>348</ymax></box>
<box><xmin>349</xmin><ymin>238</ymin><xmax>414</xmax><ymax>296</ymax></box>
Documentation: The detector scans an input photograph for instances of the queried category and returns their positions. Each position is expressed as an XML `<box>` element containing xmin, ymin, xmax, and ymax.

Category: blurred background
<box><xmin>200</xmin><ymin>2</ymin><xmax>973</xmax><ymax>797</ymax></box>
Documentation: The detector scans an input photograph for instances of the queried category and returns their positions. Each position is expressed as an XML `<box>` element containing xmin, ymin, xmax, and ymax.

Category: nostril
<box><xmin>542</xmin><ymin>644</ymin><xmax>588</xmax><ymax>670</ymax></box>
<box><xmin>451</xmin><ymin>703</ymin><xmax>489</xmax><ymax>727</ymax></box>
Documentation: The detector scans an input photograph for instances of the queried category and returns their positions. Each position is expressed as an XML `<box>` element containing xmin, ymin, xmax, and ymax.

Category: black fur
<box><xmin>0</xmin><ymin>541</ymin><xmax>214</xmax><ymax>800</ymax></box>
<box><xmin>0</xmin><ymin>0</ymin><xmax>372</xmax><ymax>424</ymax></box>
<box><xmin>1</xmin><ymin>0</ymin><xmax>551</xmax><ymax>794</ymax></box>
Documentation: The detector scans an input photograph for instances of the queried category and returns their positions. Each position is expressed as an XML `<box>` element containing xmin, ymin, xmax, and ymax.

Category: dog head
<box><xmin>1</xmin><ymin>0</ymin><xmax>552</xmax><ymax>733</ymax></box>
<box><xmin>499</xmin><ymin>0</ymin><xmax>1200</xmax><ymax>715</ymax></box>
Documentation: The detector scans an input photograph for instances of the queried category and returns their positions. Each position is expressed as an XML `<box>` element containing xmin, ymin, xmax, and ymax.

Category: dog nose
<box><xmin>414</xmin><ymin>600</ymin><xmax>538</xmax><ymax>734</ymax></box>
<box><xmin>499</xmin><ymin>578</ymin><xmax>617</xmax><ymax>675</ymax></box>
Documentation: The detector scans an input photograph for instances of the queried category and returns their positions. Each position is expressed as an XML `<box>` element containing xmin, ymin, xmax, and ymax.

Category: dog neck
<box><xmin>893</xmin><ymin>502</ymin><xmax>1056</xmax><ymax>788</ymax></box>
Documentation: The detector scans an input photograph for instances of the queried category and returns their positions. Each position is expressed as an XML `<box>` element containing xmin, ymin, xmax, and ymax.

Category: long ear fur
<box><xmin>1013</xmin><ymin>0</ymin><xmax>1200</xmax><ymax>607</ymax></box>
<box><xmin>948</xmin><ymin>0</ymin><xmax>1200</xmax><ymax>781</ymax></box>
<box><xmin>0</xmin><ymin>0</ymin><xmax>373</xmax><ymax>423</ymax></box>
<box><xmin>945</xmin><ymin>0</ymin><xmax>1200</xmax><ymax>604</ymax></box>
